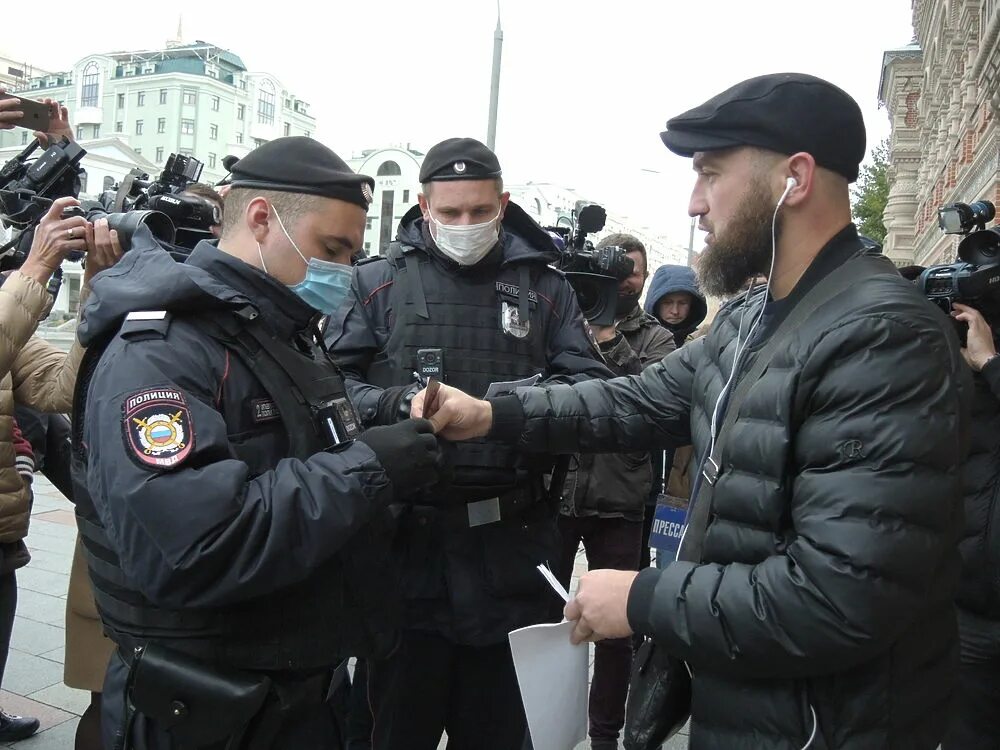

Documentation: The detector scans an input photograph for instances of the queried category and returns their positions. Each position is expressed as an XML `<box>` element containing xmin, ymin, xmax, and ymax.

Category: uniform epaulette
<box><xmin>119</xmin><ymin>310</ymin><xmax>173</xmax><ymax>341</ymax></box>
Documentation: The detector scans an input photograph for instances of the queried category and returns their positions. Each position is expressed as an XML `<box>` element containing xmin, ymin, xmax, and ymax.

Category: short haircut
<box><xmin>182</xmin><ymin>183</ymin><xmax>224</xmax><ymax>216</ymax></box>
<box><xmin>221</xmin><ymin>188</ymin><xmax>325</xmax><ymax>238</ymax></box>
<box><xmin>597</xmin><ymin>233</ymin><xmax>647</xmax><ymax>273</ymax></box>
<box><xmin>421</xmin><ymin>177</ymin><xmax>504</xmax><ymax>197</ymax></box>
<box><xmin>897</xmin><ymin>264</ymin><xmax>926</xmax><ymax>282</ymax></box>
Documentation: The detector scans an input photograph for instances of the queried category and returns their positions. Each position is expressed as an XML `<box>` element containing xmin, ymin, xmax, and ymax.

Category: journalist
<box><xmin>0</xmin><ymin>193</ymin><xmax>122</xmax><ymax>743</ymax></box>
<box><xmin>942</xmin><ymin>300</ymin><xmax>1000</xmax><ymax>749</ymax></box>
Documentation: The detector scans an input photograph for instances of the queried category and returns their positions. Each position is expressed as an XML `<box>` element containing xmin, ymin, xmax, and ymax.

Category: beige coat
<box><xmin>0</xmin><ymin>270</ymin><xmax>113</xmax><ymax>690</ymax></box>
<box><xmin>0</xmin><ymin>271</ymin><xmax>85</xmax><ymax>562</ymax></box>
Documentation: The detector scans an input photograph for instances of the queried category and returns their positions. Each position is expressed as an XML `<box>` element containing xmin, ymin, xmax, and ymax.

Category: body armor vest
<box><xmin>367</xmin><ymin>243</ymin><xmax>553</xmax><ymax>500</ymax></box>
<box><xmin>71</xmin><ymin>307</ymin><xmax>398</xmax><ymax>671</ymax></box>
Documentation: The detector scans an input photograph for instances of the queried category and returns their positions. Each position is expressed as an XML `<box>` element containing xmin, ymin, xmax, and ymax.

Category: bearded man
<box><xmin>409</xmin><ymin>73</ymin><xmax>972</xmax><ymax>749</ymax></box>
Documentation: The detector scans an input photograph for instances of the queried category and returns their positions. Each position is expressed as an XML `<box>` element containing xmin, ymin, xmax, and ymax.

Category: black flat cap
<box><xmin>419</xmin><ymin>137</ymin><xmax>502</xmax><ymax>182</ymax></box>
<box><xmin>228</xmin><ymin>136</ymin><xmax>374</xmax><ymax>209</ymax></box>
<box><xmin>661</xmin><ymin>73</ymin><xmax>866</xmax><ymax>182</ymax></box>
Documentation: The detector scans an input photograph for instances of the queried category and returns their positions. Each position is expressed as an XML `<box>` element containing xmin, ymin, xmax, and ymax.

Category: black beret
<box><xmin>660</xmin><ymin>73</ymin><xmax>866</xmax><ymax>182</ymax></box>
<box><xmin>228</xmin><ymin>136</ymin><xmax>375</xmax><ymax>209</ymax></box>
<box><xmin>419</xmin><ymin>137</ymin><xmax>502</xmax><ymax>183</ymax></box>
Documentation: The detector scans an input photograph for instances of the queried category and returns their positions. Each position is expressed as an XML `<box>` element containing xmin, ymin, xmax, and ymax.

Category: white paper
<box><xmin>509</xmin><ymin>620</ymin><xmax>588</xmax><ymax>750</ymax></box>
<box><xmin>484</xmin><ymin>373</ymin><xmax>542</xmax><ymax>398</ymax></box>
<box><xmin>537</xmin><ymin>563</ymin><xmax>570</xmax><ymax>603</ymax></box>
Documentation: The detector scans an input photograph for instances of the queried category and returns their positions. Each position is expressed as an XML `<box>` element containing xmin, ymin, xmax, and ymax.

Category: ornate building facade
<box><xmin>881</xmin><ymin>0</ymin><xmax>1000</xmax><ymax>266</ymax></box>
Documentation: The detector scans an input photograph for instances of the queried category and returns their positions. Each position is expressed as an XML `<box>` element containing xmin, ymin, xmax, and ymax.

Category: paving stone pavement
<box><xmin>2</xmin><ymin>475</ymin><xmax>688</xmax><ymax>749</ymax></box>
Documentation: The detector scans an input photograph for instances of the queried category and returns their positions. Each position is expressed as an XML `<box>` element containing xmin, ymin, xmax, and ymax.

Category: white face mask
<box><xmin>427</xmin><ymin>208</ymin><xmax>500</xmax><ymax>266</ymax></box>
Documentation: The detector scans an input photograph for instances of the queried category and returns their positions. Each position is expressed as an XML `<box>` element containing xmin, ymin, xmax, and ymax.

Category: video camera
<box><xmin>0</xmin><ymin>138</ymin><xmax>87</xmax><ymax>271</ymax></box>
<box><xmin>92</xmin><ymin>153</ymin><xmax>220</xmax><ymax>253</ymax></box>
<box><xmin>919</xmin><ymin>199</ymin><xmax>1000</xmax><ymax>342</ymax></box>
<box><xmin>546</xmin><ymin>202</ymin><xmax>634</xmax><ymax>327</ymax></box>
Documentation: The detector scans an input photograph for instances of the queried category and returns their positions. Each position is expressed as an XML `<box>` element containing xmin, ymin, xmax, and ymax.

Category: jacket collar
<box><xmin>185</xmin><ymin>242</ymin><xmax>318</xmax><ymax>340</ymax></box>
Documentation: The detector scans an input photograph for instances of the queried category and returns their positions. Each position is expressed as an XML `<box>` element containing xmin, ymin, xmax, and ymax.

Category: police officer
<box><xmin>327</xmin><ymin>137</ymin><xmax>610</xmax><ymax>750</ymax></box>
<box><xmin>71</xmin><ymin>136</ymin><xmax>443</xmax><ymax>750</ymax></box>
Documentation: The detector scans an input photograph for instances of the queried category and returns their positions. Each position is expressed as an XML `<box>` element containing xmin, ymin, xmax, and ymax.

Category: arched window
<box><xmin>377</xmin><ymin>160</ymin><xmax>401</xmax><ymax>176</ymax></box>
<box><xmin>257</xmin><ymin>80</ymin><xmax>275</xmax><ymax>125</ymax></box>
<box><xmin>81</xmin><ymin>63</ymin><xmax>99</xmax><ymax>108</ymax></box>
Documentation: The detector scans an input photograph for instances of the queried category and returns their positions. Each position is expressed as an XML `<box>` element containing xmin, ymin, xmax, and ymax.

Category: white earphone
<box><xmin>786</xmin><ymin>176</ymin><xmax>798</xmax><ymax>190</ymax></box>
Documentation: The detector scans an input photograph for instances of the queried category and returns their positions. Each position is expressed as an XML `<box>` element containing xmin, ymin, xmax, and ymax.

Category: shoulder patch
<box><xmin>122</xmin><ymin>388</ymin><xmax>195</xmax><ymax>470</ymax></box>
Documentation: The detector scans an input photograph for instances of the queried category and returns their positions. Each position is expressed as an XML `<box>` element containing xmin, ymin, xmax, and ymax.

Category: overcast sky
<box><xmin>4</xmin><ymin>1</ymin><xmax>915</xmax><ymax>248</ymax></box>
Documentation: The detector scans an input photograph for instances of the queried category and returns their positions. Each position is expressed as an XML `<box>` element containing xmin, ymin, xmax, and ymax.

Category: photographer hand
<box><xmin>953</xmin><ymin>303</ymin><xmax>998</xmax><ymax>371</ymax></box>
<box><xmin>84</xmin><ymin>218</ymin><xmax>124</xmax><ymax>286</ymax></box>
<box><xmin>34</xmin><ymin>99</ymin><xmax>74</xmax><ymax>148</ymax></box>
<box><xmin>20</xmin><ymin>197</ymin><xmax>89</xmax><ymax>287</ymax></box>
<box><xmin>0</xmin><ymin>89</ymin><xmax>22</xmax><ymax>131</ymax></box>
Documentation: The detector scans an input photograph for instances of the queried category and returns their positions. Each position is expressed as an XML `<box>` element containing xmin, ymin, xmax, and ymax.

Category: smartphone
<box><xmin>0</xmin><ymin>93</ymin><xmax>50</xmax><ymax>132</ymax></box>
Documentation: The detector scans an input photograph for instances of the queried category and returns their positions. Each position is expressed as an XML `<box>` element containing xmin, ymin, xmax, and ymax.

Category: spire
<box><xmin>166</xmin><ymin>15</ymin><xmax>184</xmax><ymax>49</ymax></box>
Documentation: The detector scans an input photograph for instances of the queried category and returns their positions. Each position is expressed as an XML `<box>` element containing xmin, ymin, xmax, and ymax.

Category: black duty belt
<box><xmin>415</xmin><ymin>486</ymin><xmax>541</xmax><ymax>529</ymax></box>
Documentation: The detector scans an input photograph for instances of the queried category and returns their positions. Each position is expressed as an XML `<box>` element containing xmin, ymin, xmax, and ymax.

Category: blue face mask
<box><xmin>257</xmin><ymin>207</ymin><xmax>354</xmax><ymax>315</ymax></box>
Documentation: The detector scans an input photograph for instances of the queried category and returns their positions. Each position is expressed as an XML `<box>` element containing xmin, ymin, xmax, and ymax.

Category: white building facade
<box><xmin>0</xmin><ymin>41</ymin><xmax>316</xmax><ymax>186</ymax></box>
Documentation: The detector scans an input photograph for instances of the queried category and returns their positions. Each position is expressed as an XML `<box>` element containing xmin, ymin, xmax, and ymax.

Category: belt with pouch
<box><xmin>116</xmin><ymin>644</ymin><xmax>344</xmax><ymax>750</ymax></box>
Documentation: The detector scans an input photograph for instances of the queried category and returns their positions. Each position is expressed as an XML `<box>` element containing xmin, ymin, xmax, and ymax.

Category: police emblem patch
<box><xmin>500</xmin><ymin>301</ymin><xmax>530</xmax><ymax>339</ymax></box>
<box><xmin>453</xmin><ymin>161</ymin><xmax>467</xmax><ymax>174</ymax></box>
<box><xmin>122</xmin><ymin>388</ymin><xmax>194</xmax><ymax>469</ymax></box>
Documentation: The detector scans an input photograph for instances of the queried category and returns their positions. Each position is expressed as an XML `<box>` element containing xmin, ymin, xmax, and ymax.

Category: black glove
<box><xmin>358</xmin><ymin>419</ymin><xmax>441</xmax><ymax>492</ymax></box>
<box><xmin>374</xmin><ymin>383</ymin><xmax>421</xmax><ymax>425</ymax></box>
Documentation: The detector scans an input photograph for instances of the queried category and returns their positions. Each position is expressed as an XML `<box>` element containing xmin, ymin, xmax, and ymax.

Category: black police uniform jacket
<box><xmin>327</xmin><ymin>202</ymin><xmax>611</xmax><ymax>645</ymax></box>
<box><xmin>489</xmin><ymin>225</ymin><xmax>972</xmax><ymax>749</ymax></box>
<box><xmin>72</xmin><ymin>231</ymin><xmax>397</xmax><ymax>670</ymax></box>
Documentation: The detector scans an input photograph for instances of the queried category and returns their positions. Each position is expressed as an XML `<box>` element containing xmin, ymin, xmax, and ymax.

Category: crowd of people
<box><xmin>0</xmin><ymin>71</ymin><xmax>994</xmax><ymax>750</ymax></box>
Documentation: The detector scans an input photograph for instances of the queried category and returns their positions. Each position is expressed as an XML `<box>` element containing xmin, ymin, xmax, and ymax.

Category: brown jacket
<box><xmin>0</xmin><ymin>270</ymin><xmax>86</xmax><ymax>571</ymax></box>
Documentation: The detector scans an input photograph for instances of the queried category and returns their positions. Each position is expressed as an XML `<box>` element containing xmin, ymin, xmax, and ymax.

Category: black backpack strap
<box><xmin>679</xmin><ymin>254</ymin><xmax>896</xmax><ymax>563</ymax></box>
<box><xmin>518</xmin><ymin>265</ymin><xmax>531</xmax><ymax>325</ymax></box>
<box><xmin>386</xmin><ymin>242</ymin><xmax>429</xmax><ymax>321</ymax></box>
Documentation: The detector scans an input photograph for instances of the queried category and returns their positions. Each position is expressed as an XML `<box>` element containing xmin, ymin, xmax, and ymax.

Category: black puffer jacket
<box><xmin>956</xmin><ymin>354</ymin><xmax>1000</xmax><ymax>619</ymax></box>
<box><xmin>489</xmin><ymin>226</ymin><xmax>972</xmax><ymax>749</ymax></box>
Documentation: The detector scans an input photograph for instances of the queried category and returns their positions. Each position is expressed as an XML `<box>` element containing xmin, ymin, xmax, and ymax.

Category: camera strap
<box><xmin>679</xmin><ymin>252</ymin><xmax>893</xmax><ymax>563</ymax></box>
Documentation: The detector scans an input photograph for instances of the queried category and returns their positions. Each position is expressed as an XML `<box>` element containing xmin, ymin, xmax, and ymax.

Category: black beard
<box><xmin>696</xmin><ymin>183</ymin><xmax>780</xmax><ymax>297</ymax></box>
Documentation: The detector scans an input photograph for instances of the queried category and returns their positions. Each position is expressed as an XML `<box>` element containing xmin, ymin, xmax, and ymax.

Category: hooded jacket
<box><xmin>644</xmin><ymin>264</ymin><xmax>708</xmax><ymax>349</ymax></box>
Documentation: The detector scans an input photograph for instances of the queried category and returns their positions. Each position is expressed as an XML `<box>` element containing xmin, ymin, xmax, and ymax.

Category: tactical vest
<box><xmin>367</xmin><ymin>243</ymin><xmax>553</xmax><ymax>501</ymax></box>
<box><xmin>71</xmin><ymin>306</ymin><xmax>399</xmax><ymax>671</ymax></box>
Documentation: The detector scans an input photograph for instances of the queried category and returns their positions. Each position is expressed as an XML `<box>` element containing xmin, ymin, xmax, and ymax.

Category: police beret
<box><xmin>419</xmin><ymin>137</ymin><xmax>502</xmax><ymax>182</ymax></box>
<box><xmin>228</xmin><ymin>136</ymin><xmax>375</xmax><ymax>209</ymax></box>
<box><xmin>660</xmin><ymin>73</ymin><xmax>866</xmax><ymax>182</ymax></box>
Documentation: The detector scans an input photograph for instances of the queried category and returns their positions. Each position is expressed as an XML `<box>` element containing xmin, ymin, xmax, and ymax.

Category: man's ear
<box><xmin>246</xmin><ymin>196</ymin><xmax>272</xmax><ymax>244</ymax></box>
<box><xmin>499</xmin><ymin>191</ymin><xmax>511</xmax><ymax>219</ymax></box>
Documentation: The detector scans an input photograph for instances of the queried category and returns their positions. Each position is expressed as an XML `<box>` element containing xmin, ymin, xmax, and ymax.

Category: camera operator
<box><xmin>940</xmin><ymin>300</ymin><xmax>1000</xmax><ymax>749</ymax></box>
<box><xmin>0</xmin><ymin>195</ymin><xmax>121</xmax><ymax>743</ymax></box>
<box><xmin>554</xmin><ymin>233</ymin><xmax>673</xmax><ymax>750</ymax></box>
<box><xmin>181</xmin><ymin>183</ymin><xmax>224</xmax><ymax>238</ymax></box>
